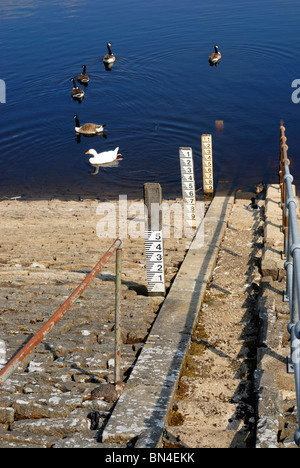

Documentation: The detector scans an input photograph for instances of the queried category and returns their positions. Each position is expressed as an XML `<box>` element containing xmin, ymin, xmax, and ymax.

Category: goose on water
<box><xmin>70</xmin><ymin>78</ymin><xmax>85</xmax><ymax>99</ymax></box>
<box><xmin>85</xmin><ymin>147</ymin><xmax>122</xmax><ymax>165</ymax></box>
<box><xmin>209</xmin><ymin>45</ymin><xmax>221</xmax><ymax>65</ymax></box>
<box><xmin>103</xmin><ymin>42</ymin><xmax>116</xmax><ymax>64</ymax></box>
<box><xmin>73</xmin><ymin>115</ymin><xmax>106</xmax><ymax>135</ymax></box>
<box><xmin>77</xmin><ymin>65</ymin><xmax>89</xmax><ymax>84</ymax></box>
<box><xmin>255</xmin><ymin>183</ymin><xmax>265</xmax><ymax>195</ymax></box>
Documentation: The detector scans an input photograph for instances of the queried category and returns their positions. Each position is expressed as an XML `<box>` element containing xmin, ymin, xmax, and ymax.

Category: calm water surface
<box><xmin>1</xmin><ymin>0</ymin><xmax>300</xmax><ymax>200</ymax></box>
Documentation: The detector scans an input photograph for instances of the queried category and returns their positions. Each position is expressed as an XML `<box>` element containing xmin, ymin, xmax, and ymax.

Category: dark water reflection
<box><xmin>1</xmin><ymin>0</ymin><xmax>300</xmax><ymax>200</ymax></box>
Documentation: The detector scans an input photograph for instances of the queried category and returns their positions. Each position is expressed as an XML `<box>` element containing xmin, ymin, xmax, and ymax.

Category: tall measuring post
<box><xmin>179</xmin><ymin>147</ymin><xmax>197</xmax><ymax>231</ymax></box>
<box><xmin>201</xmin><ymin>134</ymin><xmax>214</xmax><ymax>194</ymax></box>
<box><xmin>143</xmin><ymin>183</ymin><xmax>165</xmax><ymax>296</ymax></box>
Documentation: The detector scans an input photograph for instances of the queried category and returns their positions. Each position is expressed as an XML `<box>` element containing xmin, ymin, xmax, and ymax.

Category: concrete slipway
<box><xmin>102</xmin><ymin>184</ymin><xmax>297</xmax><ymax>449</ymax></box>
<box><xmin>102</xmin><ymin>190</ymin><xmax>234</xmax><ymax>446</ymax></box>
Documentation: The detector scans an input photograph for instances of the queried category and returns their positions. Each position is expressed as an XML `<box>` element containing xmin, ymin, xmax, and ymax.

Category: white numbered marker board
<box><xmin>201</xmin><ymin>134</ymin><xmax>213</xmax><ymax>194</ymax></box>
<box><xmin>144</xmin><ymin>230</ymin><xmax>165</xmax><ymax>294</ymax></box>
<box><xmin>179</xmin><ymin>147</ymin><xmax>196</xmax><ymax>229</ymax></box>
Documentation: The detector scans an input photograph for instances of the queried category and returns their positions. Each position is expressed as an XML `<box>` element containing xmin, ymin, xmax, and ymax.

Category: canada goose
<box><xmin>209</xmin><ymin>45</ymin><xmax>221</xmax><ymax>65</ymax></box>
<box><xmin>103</xmin><ymin>42</ymin><xmax>116</xmax><ymax>64</ymax></box>
<box><xmin>77</xmin><ymin>65</ymin><xmax>89</xmax><ymax>84</ymax></box>
<box><xmin>70</xmin><ymin>78</ymin><xmax>85</xmax><ymax>99</ymax></box>
<box><xmin>255</xmin><ymin>183</ymin><xmax>265</xmax><ymax>195</ymax></box>
<box><xmin>85</xmin><ymin>147</ymin><xmax>123</xmax><ymax>165</ymax></box>
<box><xmin>73</xmin><ymin>115</ymin><xmax>106</xmax><ymax>135</ymax></box>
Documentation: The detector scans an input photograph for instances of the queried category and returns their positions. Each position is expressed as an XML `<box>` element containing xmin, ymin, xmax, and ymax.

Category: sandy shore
<box><xmin>0</xmin><ymin>197</ymin><xmax>197</xmax><ymax>276</ymax></box>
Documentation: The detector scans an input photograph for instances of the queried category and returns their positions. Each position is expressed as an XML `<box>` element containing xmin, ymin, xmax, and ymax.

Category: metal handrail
<box><xmin>0</xmin><ymin>238</ymin><xmax>122</xmax><ymax>386</ymax></box>
<box><xmin>280</xmin><ymin>122</ymin><xmax>300</xmax><ymax>446</ymax></box>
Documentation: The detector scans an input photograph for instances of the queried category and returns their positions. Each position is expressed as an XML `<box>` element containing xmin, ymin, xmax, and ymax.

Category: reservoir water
<box><xmin>1</xmin><ymin>0</ymin><xmax>300</xmax><ymax>200</ymax></box>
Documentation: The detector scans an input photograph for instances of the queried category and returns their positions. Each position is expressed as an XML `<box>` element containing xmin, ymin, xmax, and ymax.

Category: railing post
<box><xmin>114</xmin><ymin>245</ymin><xmax>122</xmax><ymax>383</ymax></box>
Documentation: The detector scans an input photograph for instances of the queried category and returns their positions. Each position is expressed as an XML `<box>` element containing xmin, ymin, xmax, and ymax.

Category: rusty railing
<box><xmin>0</xmin><ymin>238</ymin><xmax>123</xmax><ymax>386</ymax></box>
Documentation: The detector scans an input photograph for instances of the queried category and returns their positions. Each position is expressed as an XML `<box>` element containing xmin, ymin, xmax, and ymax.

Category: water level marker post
<box><xmin>201</xmin><ymin>134</ymin><xmax>214</xmax><ymax>194</ymax></box>
<box><xmin>179</xmin><ymin>147</ymin><xmax>197</xmax><ymax>233</ymax></box>
<box><xmin>143</xmin><ymin>183</ymin><xmax>165</xmax><ymax>296</ymax></box>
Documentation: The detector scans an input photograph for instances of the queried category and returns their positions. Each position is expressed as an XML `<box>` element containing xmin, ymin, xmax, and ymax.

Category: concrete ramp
<box><xmin>102</xmin><ymin>193</ymin><xmax>234</xmax><ymax>446</ymax></box>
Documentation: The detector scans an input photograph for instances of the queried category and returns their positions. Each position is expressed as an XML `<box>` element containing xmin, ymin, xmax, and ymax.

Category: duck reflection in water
<box><xmin>76</xmin><ymin>131</ymin><xmax>107</xmax><ymax>144</ymax></box>
<box><xmin>103</xmin><ymin>61</ymin><xmax>115</xmax><ymax>71</ymax></box>
<box><xmin>89</xmin><ymin>160</ymin><xmax>120</xmax><ymax>175</ymax></box>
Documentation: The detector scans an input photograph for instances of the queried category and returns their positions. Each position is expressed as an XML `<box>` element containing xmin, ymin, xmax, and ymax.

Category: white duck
<box><xmin>85</xmin><ymin>147</ymin><xmax>123</xmax><ymax>165</ymax></box>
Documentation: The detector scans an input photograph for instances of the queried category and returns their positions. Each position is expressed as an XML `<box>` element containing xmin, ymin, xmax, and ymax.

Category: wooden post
<box><xmin>143</xmin><ymin>183</ymin><xmax>165</xmax><ymax>296</ymax></box>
